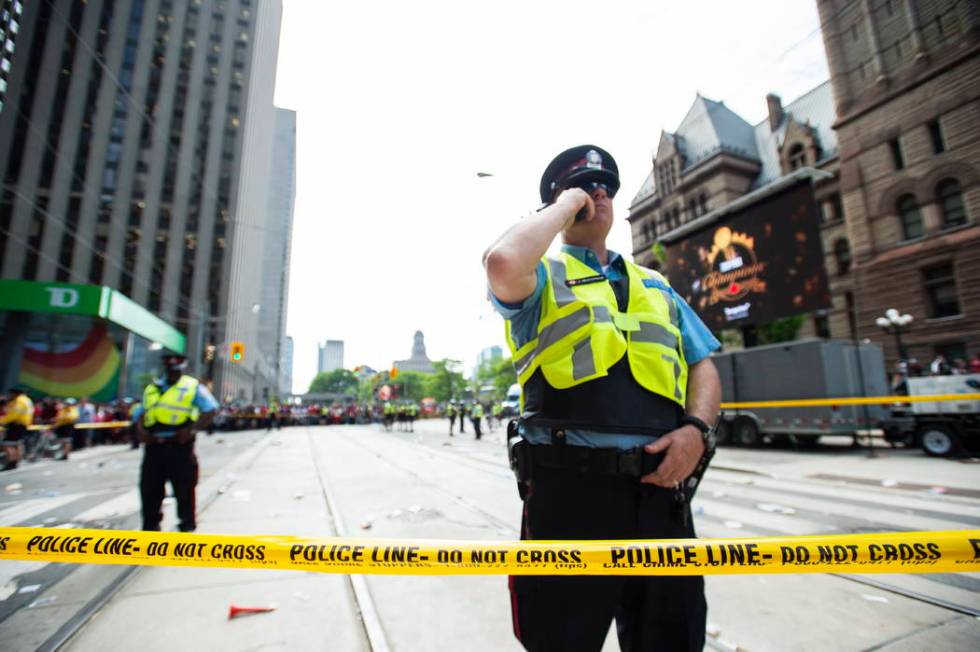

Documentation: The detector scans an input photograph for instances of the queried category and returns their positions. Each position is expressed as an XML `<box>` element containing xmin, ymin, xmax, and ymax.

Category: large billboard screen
<box><xmin>663</xmin><ymin>180</ymin><xmax>830</xmax><ymax>331</ymax></box>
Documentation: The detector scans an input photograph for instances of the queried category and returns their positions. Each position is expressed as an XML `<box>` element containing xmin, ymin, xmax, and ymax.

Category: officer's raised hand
<box><xmin>640</xmin><ymin>425</ymin><xmax>705</xmax><ymax>488</ymax></box>
<box><xmin>555</xmin><ymin>187</ymin><xmax>595</xmax><ymax>226</ymax></box>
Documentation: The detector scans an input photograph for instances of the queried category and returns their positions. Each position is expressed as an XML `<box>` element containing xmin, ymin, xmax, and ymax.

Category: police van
<box><xmin>501</xmin><ymin>384</ymin><xmax>521</xmax><ymax>418</ymax></box>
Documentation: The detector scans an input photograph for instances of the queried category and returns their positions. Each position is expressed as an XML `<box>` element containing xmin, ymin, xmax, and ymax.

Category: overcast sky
<box><xmin>273</xmin><ymin>0</ymin><xmax>830</xmax><ymax>394</ymax></box>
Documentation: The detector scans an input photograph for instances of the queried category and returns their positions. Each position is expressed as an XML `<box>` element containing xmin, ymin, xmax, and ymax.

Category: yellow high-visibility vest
<box><xmin>0</xmin><ymin>394</ymin><xmax>34</xmax><ymax>426</ymax></box>
<box><xmin>505</xmin><ymin>253</ymin><xmax>687</xmax><ymax>409</ymax></box>
<box><xmin>142</xmin><ymin>376</ymin><xmax>199</xmax><ymax>428</ymax></box>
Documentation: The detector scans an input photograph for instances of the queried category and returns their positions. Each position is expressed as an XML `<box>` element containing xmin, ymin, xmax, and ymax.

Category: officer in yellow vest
<box><xmin>470</xmin><ymin>402</ymin><xmax>484</xmax><ymax>440</ymax></box>
<box><xmin>133</xmin><ymin>353</ymin><xmax>217</xmax><ymax>532</ymax></box>
<box><xmin>407</xmin><ymin>402</ymin><xmax>418</xmax><ymax>432</ymax></box>
<box><xmin>446</xmin><ymin>401</ymin><xmax>457</xmax><ymax>436</ymax></box>
<box><xmin>485</xmin><ymin>145</ymin><xmax>722</xmax><ymax>652</ymax></box>
<box><xmin>383</xmin><ymin>401</ymin><xmax>394</xmax><ymax>431</ymax></box>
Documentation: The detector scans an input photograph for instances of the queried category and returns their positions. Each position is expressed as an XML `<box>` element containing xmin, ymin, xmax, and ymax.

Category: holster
<box><xmin>680</xmin><ymin>429</ymin><xmax>717</xmax><ymax>504</ymax></box>
<box><xmin>506</xmin><ymin>420</ymin><xmax>531</xmax><ymax>500</ymax></box>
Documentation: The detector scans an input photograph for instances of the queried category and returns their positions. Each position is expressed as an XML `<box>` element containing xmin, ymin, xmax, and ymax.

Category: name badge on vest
<box><xmin>565</xmin><ymin>274</ymin><xmax>607</xmax><ymax>287</ymax></box>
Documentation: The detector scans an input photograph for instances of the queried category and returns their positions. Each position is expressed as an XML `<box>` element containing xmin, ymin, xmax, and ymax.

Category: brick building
<box><xmin>818</xmin><ymin>0</ymin><xmax>979</xmax><ymax>369</ymax></box>
<box><xmin>627</xmin><ymin>82</ymin><xmax>850</xmax><ymax>343</ymax></box>
<box><xmin>629</xmin><ymin>0</ymin><xmax>979</xmax><ymax>369</ymax></box>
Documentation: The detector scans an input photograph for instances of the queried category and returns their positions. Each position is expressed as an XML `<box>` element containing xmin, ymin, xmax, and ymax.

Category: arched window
<box><xmin>834</xmin><ymin>238</ymin><xmax>851</xmax><ymax>275</ymax></box>
<box><xmin>897</xmin><ymin>194</ymin><xmax>923</xmax><ymax>240</ymax></box>
<box><xmin>788</xmin><ymin>143</ymin><xmax>806</xmax><ymax>170</ymax></box>
<box><xmin>936</xmin><ymin>178</ymin><xmax>966</xmax><ymax>229</ymax></box>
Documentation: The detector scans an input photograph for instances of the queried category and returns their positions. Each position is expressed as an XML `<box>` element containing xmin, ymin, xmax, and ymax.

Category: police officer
<box><xmin>447</xmin><ymin>401</ymin><xmax>457</xmax><ymax>436</ymax></box>
<box><xmin>133</xmin><ymin>352</ymin><xmax>217</xmax><ymax>532</ymax></box>
<box><xmin>407</xmin><ymin>401</ymin><xmax>418</xmax><ymax>432</ymax></box>
<box><xmin>471</xmin><ymin>402</ymin><xmax>484</xmax><ymax>440</ymax></box>
<box><xmin>484</xmin><ymin>145</ymin><xmax>722</xmax><ymax>651</ymax></box>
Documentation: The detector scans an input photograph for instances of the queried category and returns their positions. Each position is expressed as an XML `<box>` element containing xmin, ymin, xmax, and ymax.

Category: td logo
<box><xmin>45</xmin><ymin>287</ymin><xmax>80</xmax><ymax>308</ymax></box>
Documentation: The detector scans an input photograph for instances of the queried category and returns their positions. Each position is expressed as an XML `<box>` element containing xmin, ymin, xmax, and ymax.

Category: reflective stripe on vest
<box><xmin>143</xmin><ymin>376</ymin><xmax>200</xmax><ymax>428</ymax></box>
<box><xmin>504</xmin><ymin>253</ymin><xmax>688</xmax><ymax>407</ymax></box>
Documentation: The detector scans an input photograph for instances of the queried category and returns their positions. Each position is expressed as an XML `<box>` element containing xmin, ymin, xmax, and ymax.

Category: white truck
<box><xmin>501</xmin><ymin>383</ymin><xmax>521</xmax><ymax>418</ymax></box>
<box><xmin>883</xmin><ymin>374</ymin><xmax>980</xmax><ymax>456</ymax></box>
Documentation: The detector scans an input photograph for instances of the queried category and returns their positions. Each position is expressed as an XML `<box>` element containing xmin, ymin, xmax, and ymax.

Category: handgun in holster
<box><xmin>673</xmin><ymin>420</ymin><xmax>718</xmax><ymax>526</ymax></box>
<box><xmin>506</xmin><ymin>419</ymin><xmax>531</xmax><ymax>500</ymax></box>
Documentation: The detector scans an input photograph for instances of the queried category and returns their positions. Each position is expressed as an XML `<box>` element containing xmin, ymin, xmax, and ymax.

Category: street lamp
<box><xmin>875</xmin><ymin>308</ymin><xmax>913</xmax><ymax>362</ymax></box>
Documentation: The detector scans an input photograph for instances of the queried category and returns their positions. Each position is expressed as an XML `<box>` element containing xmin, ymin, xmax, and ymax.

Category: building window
<box><xmin>834</xmin><ymin>238</ymin><xmax>851</xmax><ymax>275</ymax></box>
<box><xmin>844</xmin><ymin>291</ymin><xmax>857</xmax><ymax>338</ymax></box>
<box><xmin>688</xmin><ymin>198</ymin><xmax>698</xmax><ymax>218</ymax></box>
<box><xmin>822</xmin><ymin>193</ymin><xmax>844</xmax><ymax>223</ymax></box>
<box><xmin>788</xmin><ymin>143</ymin><xmax>806</xmax><ymax>170</ymax></box>
<box><xmin>814</xmin><ymin>313</ymin><xmax>831</xmax><ymax>339</ymax></box>
<box><xmin>923</xmin><ymin>263</ymin><xmax>960</xmax><ymax>318</ymax></box>
<box><xmin>889</xmin><ymin>138</ymin><xmax>905</xmax><ymax>170</ymax></box>
<box><xmin>897</xmin><ymin>194</ymin><xmax>922</xmax><ymax>240</ymax></box>
<box><xmin>936</xmin><ymin>179</ymin><xmax>966</xmax><ymax>229</ymax></box>
<box><xmin>699</xmin><ymin>193</ymin><xmax>708</xmax><ymax>215</ymax></box>
<box><xmin>928</xmin><ymin>120</ymin><xmax>945</xmax><ymax>154</ymax></box>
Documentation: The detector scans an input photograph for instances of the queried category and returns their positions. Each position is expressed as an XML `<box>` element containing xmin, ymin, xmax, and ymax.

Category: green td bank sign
<box><xmin>0</xmin><ymin>279</ymin><xmax>185</xmax><ymax>353</ymax></box>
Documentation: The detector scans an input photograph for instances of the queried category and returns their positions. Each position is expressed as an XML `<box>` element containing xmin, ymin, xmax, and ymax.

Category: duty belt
<box><xmin>527</xmin><ymin>444</ymin><xmax>665</xmax><ymax>478</ymax></box>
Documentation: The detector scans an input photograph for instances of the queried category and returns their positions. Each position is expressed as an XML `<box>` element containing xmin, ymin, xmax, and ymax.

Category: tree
<box><xmin>389</xmin><ymin>370</ymin><xmax>429</xmax><ymax>402</ymax></box>
<box><xmin>308</xmin><ymin>369</ymin><xmax>358</xmax><ymax>395</ymax></box>
<box><xmin>475</xmin><ymin>356</ymin><xmax>516</xmax><ymax>401</ymax></box>
<box><xmin>426</xmin><ymin>359</ymin><xmax>467</xmax><ymax>402</ymax></box>
<box><xmin>758</xmin><ymin>315</ymin><xmax>805</xmax><ymax>345</ymax></box>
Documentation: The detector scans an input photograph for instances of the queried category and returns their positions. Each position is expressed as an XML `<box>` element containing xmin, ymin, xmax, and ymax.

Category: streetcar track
<box><xmin>406</xmin><ymin>431</ymin><xmax>980</xmax><ymax>527</ymax></box>
<box><xmin>369</xmin><ymin>425</ymin><xmax>980</xmax><ymax>620</ymax></box>
<box><xmin>36</xmin><ymin>432</ymin><xmax>275</xmax><ymax>652</ymax></box>
<box><xmin>334</xmin><ymin>430</ymin><xmax>517</xmax><ymax>534</ymax></box>
<box><xmin>307</xmin><ymin>430</ymin><xmax>391</xmax><ymax>652</ymax></box>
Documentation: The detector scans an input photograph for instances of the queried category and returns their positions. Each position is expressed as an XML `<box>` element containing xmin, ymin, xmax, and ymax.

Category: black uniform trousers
<box><xmin>510</xmin><ymin>465</ymin><xmax>706</xmax><ymax>652</ymax></box>
<box><xmin>140</xmin><ymin>441</ymin><xmax>199</xmax><ymax>531</ymax></box>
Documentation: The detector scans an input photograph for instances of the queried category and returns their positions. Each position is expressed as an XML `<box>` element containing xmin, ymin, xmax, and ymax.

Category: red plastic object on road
<box><xmin>228</xmin><ymin>604</ymin><xmax>276</xmax><ymax>620</ymax></box>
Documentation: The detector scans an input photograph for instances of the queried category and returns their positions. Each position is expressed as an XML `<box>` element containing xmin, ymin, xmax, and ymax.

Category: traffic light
<box><xmin>204</xmin><ymin>344</ymin><xmax>216</xmax><ymax>362</ymax></box>
<box><xmin>390</xmin><ymin>367</ymin><xmax>398</xmax><ymax>379</ymax></box>
<box><xmin>230</xmin><ymin>341</ymin><xmax>245</xmax><ymax>362</ymax></box>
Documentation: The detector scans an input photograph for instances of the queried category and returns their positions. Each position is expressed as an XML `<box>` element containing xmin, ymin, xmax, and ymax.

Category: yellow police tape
<box><xmin>1</xmin><ymin>528</ymin><xmax>978</xmax><ymax>576</ymax></box>
<box><xmin>720</xmin><ymin>393</ymin><xmax>980</xmax><ymax>409</ymax></box>
<box><xmin>24</xmin><ymin>421</ymin><xmax>132</xmax><ymax>431</ymax></box>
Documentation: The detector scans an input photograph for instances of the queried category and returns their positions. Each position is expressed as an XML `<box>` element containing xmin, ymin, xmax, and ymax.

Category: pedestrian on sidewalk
<box><xmin>484</xmin><ymin>145</ymin><xmax>721</xmax><ymax>652</ymax></box>
<box><xmin>447</xmin><ymin>401</ymin><xmax>457</xmax><ymax>436</ymax></box>
<box><xmin>133</xmin><ymin>352</ymin><xmax>217</xmax><ymax>532</ymax></box>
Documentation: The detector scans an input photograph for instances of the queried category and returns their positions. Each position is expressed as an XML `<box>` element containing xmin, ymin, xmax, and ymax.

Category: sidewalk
<box><xmin>63</xmin><ymin>431</ymin><xmax>367</xmax><ymax>652</ymax></box>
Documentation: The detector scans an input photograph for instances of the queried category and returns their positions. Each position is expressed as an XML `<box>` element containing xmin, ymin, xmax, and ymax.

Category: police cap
<box><xmin>539</xmin><ymin>145</ymin><xmax>620</xmax><ymax>204</ymax></box>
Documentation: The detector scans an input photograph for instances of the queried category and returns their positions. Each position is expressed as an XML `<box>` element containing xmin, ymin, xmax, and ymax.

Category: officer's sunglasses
<box><xmin>555</xmin><ymin>180</ymin><xmax>618</xmax><ymax>201</ymax></box>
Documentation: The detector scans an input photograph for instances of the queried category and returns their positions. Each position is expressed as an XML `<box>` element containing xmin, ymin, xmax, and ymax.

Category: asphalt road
<box><xmin>0</xmin><ymin>422</ymin><xmax>978</xmax><ymax>651</ymax></box>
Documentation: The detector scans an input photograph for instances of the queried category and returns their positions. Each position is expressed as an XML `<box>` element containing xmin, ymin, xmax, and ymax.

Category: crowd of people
<box><xmin>2</xmin><ymin>385</ymin><xmax>510</xmax><ymax>471</ymax></box>
<box><xmin>212</xmin><ymin>399</ymin><xmax>507</xmax><ymax>436</ymax></box>
<box><xmin>0</xmin><ymin>388</ymin><xmax>136</xmax><ymax>448</ymax></box>
<box><xmin>891</xmin><ymin>353</ymin><xmax>980</xmax><ymax>392</ymax></box>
